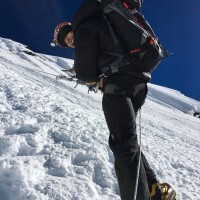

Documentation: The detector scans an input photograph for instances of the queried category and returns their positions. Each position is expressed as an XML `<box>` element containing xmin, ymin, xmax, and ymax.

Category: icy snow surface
<box><xmin>0</xmin><ymin>37</ymin><xmax>200</xmax><ymax>200</ymax></box>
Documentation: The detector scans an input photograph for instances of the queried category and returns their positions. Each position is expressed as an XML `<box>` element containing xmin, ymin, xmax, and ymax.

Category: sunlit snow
<box><xmin>0</xmin><ymin>38</ymin><xmax>200</xmax><ymax>200</ymax></box>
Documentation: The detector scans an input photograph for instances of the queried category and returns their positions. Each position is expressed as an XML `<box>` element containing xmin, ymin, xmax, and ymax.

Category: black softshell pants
<box><xmin>102</xmin><ymin>76</ymin><xmax>157</xmax><ymax>200</ymax></box>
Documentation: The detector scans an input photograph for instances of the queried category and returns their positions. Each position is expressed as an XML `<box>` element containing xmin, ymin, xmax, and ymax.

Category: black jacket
<box><xmin>72</xmin><ymin>0</ymin><xmax>151</xmax><ymax>83</ymax></box>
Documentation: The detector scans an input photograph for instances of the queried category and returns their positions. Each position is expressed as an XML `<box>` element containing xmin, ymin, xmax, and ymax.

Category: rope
<box><xmin>17</xmin><ymin>65</ymin><xmax>75</xmax><ymax>81</ymax></box>
<box><xmin>19</xmin><ymin>65</ymin><xmax>59</xmax><ymax>76</ymax></box>
<box><xmin>133</xmin><ymin>108</ymin><xmax>142</xmax><ymax>200</ymax></box>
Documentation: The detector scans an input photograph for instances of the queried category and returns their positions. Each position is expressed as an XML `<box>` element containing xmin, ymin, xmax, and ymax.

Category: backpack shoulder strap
<box><xmin>105</xmin><ymin>18</ymin><xmax>120</xmax><ymax>46</ymax></box>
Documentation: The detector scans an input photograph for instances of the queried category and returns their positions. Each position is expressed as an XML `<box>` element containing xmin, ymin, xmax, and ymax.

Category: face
<box><xmin>64</xmin><ymin>31</ymin><xmax>75</xmax><ymax>48</ymax></box>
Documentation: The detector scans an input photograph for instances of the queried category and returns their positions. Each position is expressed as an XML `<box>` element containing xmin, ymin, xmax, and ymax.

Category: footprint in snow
<box><xmin>5</xmin><ymin>124</ymin><xmax>39</xmax><ymax>135</ymax></box>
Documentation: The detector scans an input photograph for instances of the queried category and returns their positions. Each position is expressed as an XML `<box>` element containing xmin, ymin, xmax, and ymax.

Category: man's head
<box><xmin>64</xmin><ymin>31</ymin><xmax>74</xmax><ymax>48</ymax></box>
<box><xmin>52</xmin><ymin>22</ymin><xmax>74</xmax><ymax>48</ymax></box>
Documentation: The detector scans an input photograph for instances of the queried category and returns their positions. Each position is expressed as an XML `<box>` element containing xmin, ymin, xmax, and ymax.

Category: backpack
<box><xmin>101</xmin><ymin>0</ymin><xmax>169</xmax><ymax>74</ymax></box>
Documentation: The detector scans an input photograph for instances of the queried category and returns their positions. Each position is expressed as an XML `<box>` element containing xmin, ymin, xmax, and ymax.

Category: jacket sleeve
<box><xmin>72</xmin><ymin>0</ymin><xmax>101</xmax><ymax>32</ymax></box>
<box><xmin>73</xmin><ymin>22</ymin><xmax>101</xmax><ymax>82</ymax></box>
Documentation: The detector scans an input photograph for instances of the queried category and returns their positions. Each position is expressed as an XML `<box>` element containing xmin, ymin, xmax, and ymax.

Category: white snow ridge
<box><xmin>0</xmin><ymin>37</ymin><xmax>200</xmax><ymax>200</ymax></box>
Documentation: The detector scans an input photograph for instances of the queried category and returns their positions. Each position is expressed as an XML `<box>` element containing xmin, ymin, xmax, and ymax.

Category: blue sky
<box><xmin>0</xmin><ymin>0</ymin><xmax>199</xmax><ymax>100</ymax></box>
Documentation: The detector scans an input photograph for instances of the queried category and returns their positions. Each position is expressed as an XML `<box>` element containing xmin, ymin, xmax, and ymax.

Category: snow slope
<box><xmin>0</xmin><ymin>37</ymin><xmax>200</xmax><ymax>200</ymax></box>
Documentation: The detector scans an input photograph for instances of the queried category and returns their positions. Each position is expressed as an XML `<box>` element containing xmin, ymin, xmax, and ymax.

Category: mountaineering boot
<box><xmin>150</xmin><ymin>182</ymin><xmax>176</xmax><ymax>200</ymax></box>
